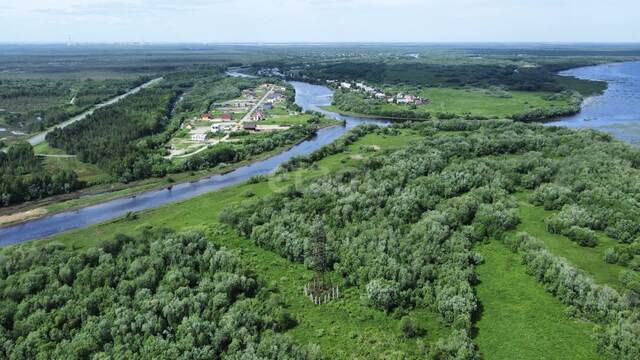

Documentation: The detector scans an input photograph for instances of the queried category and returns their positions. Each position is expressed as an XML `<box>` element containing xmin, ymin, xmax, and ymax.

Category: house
<box><xmin>211</xmin><ymin>123</ymin><xmax>235</xmax><ymax>132</ymax></box>
<box><xmin>250</xmin><ymin>111</ymin><xmax>265</xmax><ymax>121</ymax></box>
<box><xmin>268</xmin><ymin>91</ymin><xmax>284</xmax><ymax>101</ymax></box>
<box><xmin>340</xmin><ymin>82</ymin><xmax>352</xmax><ymax>89</ymax></box>
<box><xmin>200</xmin><ymin>112</ymin><xmax>212</xmax><ymax>120</ymax></box>
<box><xmin>191</xmin><ymin>133</ymin><xmax>207</xmax><ymax>142</ymax></box>
<box><xmin>220</xmin><ymin>113</ymin><xmax>233</xmax><ymax>122</ymax></box>
<box><xmin>263</xmin><ymin>103</ymin><xmax>273</xmax><ymax>110</ymax></box>
<box><xmin>415</xmin><ymin>97</ymin><xmax>428</xmax><ymax>105</ymax></box>
<box><xmin>243</xmin><ymin>122</ymin><xmax>257</xmax><ymax>131</ymax></box>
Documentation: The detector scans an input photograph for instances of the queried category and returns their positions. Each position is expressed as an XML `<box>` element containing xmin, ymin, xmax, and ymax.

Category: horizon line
<box><xmin>2</xmin><ymin>41</ymin><xmax>640</xmax><ymax>46</ymax></box>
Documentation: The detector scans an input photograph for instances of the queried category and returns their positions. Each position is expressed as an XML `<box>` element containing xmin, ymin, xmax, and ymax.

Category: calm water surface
<box><xmin>550</xmin><ymin>61</ymin><xmax>640</xmax><ymax>145</ymax></box>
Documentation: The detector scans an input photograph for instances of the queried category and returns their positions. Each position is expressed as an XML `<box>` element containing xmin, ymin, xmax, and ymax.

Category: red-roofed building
<box><xmin>200</xmin><ymin>112</ymin><xmax>211</xmax><ymax>120</ymax></box>
<box><xmin>220</xmin><ymin>113</ymin><xmax>233</xmax><ymax>122</ymax></box>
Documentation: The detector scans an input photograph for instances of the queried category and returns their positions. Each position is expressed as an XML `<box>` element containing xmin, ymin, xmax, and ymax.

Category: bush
<box><xmin>564</xmin><ymin>226</ymin><xmax>597</xmax><ymax>247</ymax></box>
<box><xmin>400</xmin><ymin>316</ymin><xmax>426</xmax><ymax>338</ymax></box>
<box><xmin>366</xmin><ymin>279</ymin><xmax>399</xmax><ymax>312</ymax></box>
<box><xmin>604</xmin><ymin>248</ymin><xmax>618</xmax><ymax>264</ymax></box>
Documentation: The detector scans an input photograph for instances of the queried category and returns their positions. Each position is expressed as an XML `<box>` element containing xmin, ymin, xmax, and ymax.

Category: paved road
<box><xmin>27</xmin><ymin>77</ymin><xmax>163</xmax><ymax>146</ymax></box>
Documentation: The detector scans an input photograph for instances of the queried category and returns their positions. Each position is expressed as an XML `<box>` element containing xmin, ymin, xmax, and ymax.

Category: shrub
<box><xmin>604</xmin><ymin>248</ymin><xmax>618</xmax><ymax>264</ymax></box>
<box><xmin>400</xmin><ymin>316</ymin><xmax>426</xmax><ymax>338</ymax></box>
<box><xmin>564</xmin><ymin>226</ymin><xmax>597</xmax><ymax>247</ymax></box>
<box><xmin>366</xmin><ymin>279</ymin><xmax>399</xmax><ymax>311</ymax></box>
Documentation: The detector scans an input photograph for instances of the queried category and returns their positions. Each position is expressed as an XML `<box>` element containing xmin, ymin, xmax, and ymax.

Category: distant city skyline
<box><xmin>1</xmin><ymin>0</ymin><xmax>638</xmax><ymax>43</ymax></box>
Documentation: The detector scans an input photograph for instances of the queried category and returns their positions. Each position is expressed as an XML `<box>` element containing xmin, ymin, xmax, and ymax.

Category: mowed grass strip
<box><xmin>474</xmin><ymin>241</ymin><xmax>601</xmax><ymax>360</ymax></box>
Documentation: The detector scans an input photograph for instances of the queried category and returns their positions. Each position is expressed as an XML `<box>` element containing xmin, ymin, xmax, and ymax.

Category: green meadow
<box><xmin>475</xmin><ymin>241</ymin><xmax>601</xmax><ymax>360</ymax></box>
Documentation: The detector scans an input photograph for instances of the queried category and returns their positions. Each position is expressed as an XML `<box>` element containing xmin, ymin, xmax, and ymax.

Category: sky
<box><xmin>0</xmin><ymin>0</ymin><xmax>638</xmax><ymax>43</ymax></box>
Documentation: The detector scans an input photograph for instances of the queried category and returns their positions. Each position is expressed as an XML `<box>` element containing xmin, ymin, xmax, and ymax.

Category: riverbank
<box><xmin>320</xmin><ymin>105</ymin><xmax>429</xmax><ymax>121</ymax></box>
<box><xmin>0</xmin><ymin>125</ymin><xmax>336</xmax><ymax>228</ymax></box>
<box><xmin>549</xmin><ymin>61</ymin><xmax>640</xmax><ymax>144</ymax></box>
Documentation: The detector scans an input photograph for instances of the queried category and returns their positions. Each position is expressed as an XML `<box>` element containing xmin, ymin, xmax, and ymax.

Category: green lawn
<box><xmin>42</xmin><ymin>157</ymin><xmax>109</xmax><ymax>184</ymax></box>
<box><xmin>513</xmin><ymin>192</ymin><xmax>626</xmax><ymax>290</ymax></box>
<box><xmin>29</xmin><ymin>130</ymin><xmax>446</xmax><ymax>359</ymax></box>
<box><xmin>475</xmin><ymin>241</ymin><xmax>602</xmax><ymax>360</ymax></box>
<box><xmin>33</xmin><ymin>141</ymin><xmax>66</xmax><ymax>155</ymax></box>
<box><xmin>33</xmin><ymin>142</ymin><xmax>110</xmax><ymax>183</ymax></box>
<box><xmin>416</xmin><ymin>87</ymin><xmax>569</xmax><ymax>118</ymax></box>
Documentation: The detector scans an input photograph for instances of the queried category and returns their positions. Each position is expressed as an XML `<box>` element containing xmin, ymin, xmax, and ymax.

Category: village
<box><xmin>329</xmin><ymin>80</ymin><xmax>429</xmax><ymax>106</ymax></box>
<box><xmin>166</xmin><ymin>83</ymin><xmax>294</xmax><ymax>158</ymax></box>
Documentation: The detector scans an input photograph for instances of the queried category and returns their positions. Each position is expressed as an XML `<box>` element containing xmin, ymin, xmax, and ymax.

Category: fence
<box><xmin>303</xmin><ymin>280</ymin><xmax>340</xmax><ymax>305</ymax></box>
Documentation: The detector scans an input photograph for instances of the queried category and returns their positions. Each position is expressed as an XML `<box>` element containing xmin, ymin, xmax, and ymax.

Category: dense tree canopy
<box><xmin>0</xmin><ymin>228</ymin><xmax>322</xmax><ymax>359</ymax></box>
<box><xmin>0</xmin><ymin>142</ymin><xmax>82</xmax><ymax>207</ymax></box>
<box><xmin>46</xmin><ymin>86</ymin><xmax>178</xmax><ymax>182</ymax></box>
<box><xmin>0</xmin><ymin>77</ymin><xmax>147</xmax><ymax>132</ymax></box>
<box><xmin>223</xmin><ymin>119</ymin><xmax>640</xmax><ymax>359</ymax></box>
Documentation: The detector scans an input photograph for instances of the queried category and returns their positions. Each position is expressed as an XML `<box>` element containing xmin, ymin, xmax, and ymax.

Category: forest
<box><xmin>221</xmin><ymin>120</ymin><xmax>640</xmax><ymax>359</ymax></box>
<box><xmin>0</xmin><ymin>227</ymin><xmax>322</xmax><ymax>359</ymax></box>
<box><xmin>4</xmin><ymin>118</ymin><xmax>640</xmax><ymax>358</ymax></box>
<box><xmin>284</xmin><ymin>61</ymin><xmax>607</xmax><ymax>95</ymax></box>
<box><xmin>0</xmin><ymin>77</ymin><xmax>147</xmax><ymax>134</ymax></box>
<box><xmin>0</xmin><ymin>142</ymin><xmax>82</xmax><ymax>207</ymax></box>
<box><xmin>3</xmin><ymin>44</ymin><xmax>640</xmax><ymax>359</ymax></box>
<box><xmin>46</xmin><ymin>86</ymin><xmax>178</xmax><ymax>183</ymax></box>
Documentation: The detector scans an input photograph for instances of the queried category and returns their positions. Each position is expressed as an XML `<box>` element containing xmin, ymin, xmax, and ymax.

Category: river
<box><xmin>2</xmin><ymin>62</ymin><xmax>638</xmax><ymax>246</ymax></box>
<box><xmin>0</xmin><ymin>81</ymin><xmax>389</xmax><ymax>246</ymax></box>
<box><xmin>549</xmin><ymin>61</ymin><xmax>640</xmax><ymax>145</ymax></box>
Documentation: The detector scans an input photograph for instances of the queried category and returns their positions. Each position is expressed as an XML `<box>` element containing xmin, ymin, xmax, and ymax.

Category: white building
<box><xmin>211</xmin><ymin>123</ymin><xmax>235</xmax><ymax>132</ymax></box>
<box><xmin>191</xmin><ymin>134</ymin><xmax>207</xmax><ymax>142</ymax></box>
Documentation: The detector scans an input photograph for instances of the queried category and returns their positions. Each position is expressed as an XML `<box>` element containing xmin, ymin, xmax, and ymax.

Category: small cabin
<box><xmin>243</xmin><ymin>122</ymin><xmax>257</xmax><ymax>131</ymax></box>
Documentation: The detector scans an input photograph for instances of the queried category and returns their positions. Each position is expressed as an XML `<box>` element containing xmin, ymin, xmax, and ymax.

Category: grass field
<box><xmin>330</xmin><ymin>86</ymin><xmax>574</xmax><ymax>120</ymax></box>
<box><xmin>475</xmin><ymin>241</ymin><xmax>602</xmax><ymax>360</ymax></box>
<box><xmin>416</xmin><ymin>87</ymin><xmax>569</xmax><ymax>118</ymax></box>
<box><xmin>512</xmin><ymin>192</ymin><xmax>626</xmax><ymax>290</ymax></box>
<box><xmin>33</xmin><ymin>142</ymin><xmax>110</xmax><ymax>184</ymax></box>
<box><xmin>376</xmin><ymin>87</ymin><xmax>571</xmax><ymax>118</ymax></box>
<box><xmin>31</xmin><ymin>130</ymin><xmax>447</xmax><ymax>359</ymax></box>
